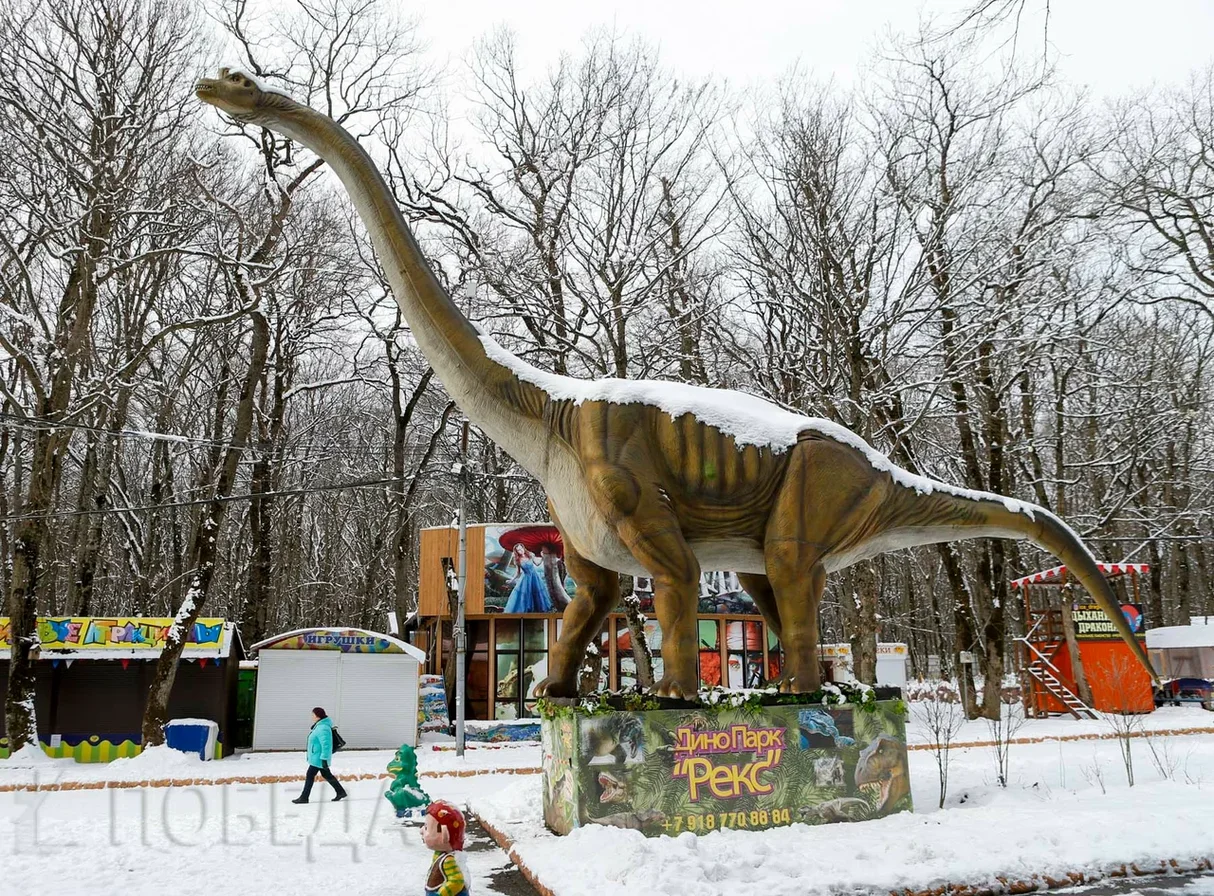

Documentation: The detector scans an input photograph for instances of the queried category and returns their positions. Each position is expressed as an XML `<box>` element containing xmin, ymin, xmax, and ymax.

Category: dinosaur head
<box><xmin>854</xmin><ymin>734</ymin><xmax>909</xmax><ymax>813</ymax></box>
<box><xmin>195</xmin><ymin>68</ymin><xmax>295</xmax><ymax>125</ymax></box>
<box><xmin>598</xmin><ymin>770</ymin><xmax>627</xmax><ymax>803</ymax></box>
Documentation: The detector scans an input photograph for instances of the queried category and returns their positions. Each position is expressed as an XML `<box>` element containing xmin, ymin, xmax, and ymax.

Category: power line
<box><xmin>0</xmin><ymin>475</ymin><xmax>411</xmax><ymax>523</ymax></box>
<box><xmin>0</xmin><ymin>411</ymin><xmax>451</xmax><ymax>460</ymax></box>
<box><xmin>0</xmin><ymin>465</ymin><xmax>540</xmax><ymax>524</ymax></box>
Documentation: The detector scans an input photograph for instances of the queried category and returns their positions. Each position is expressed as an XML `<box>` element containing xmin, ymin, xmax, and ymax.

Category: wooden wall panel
<box><xmin>418</xmin><ymin>525</ymin><xmax>488</xmax><ymax>617</ymax></box>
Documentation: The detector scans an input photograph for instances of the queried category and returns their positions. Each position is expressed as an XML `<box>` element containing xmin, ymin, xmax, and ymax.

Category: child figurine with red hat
<box><xmin>421</xmin><ymin>801</ymin><xmax>470</xmax><ymax>896</ymax></box>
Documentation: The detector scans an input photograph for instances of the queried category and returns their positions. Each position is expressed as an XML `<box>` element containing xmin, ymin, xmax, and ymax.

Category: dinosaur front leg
<box><xmin>535</xmin><ymin>523</ymin><xmax>618</xmax><ymax>699</ymax></box>
<box><xmin>605</xmin><ymin>493</ymin><xmax>701</xmax><ymax>699</ymax></box>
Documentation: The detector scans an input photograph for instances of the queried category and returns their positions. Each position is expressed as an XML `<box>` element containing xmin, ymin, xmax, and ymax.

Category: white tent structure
<box><xmin>1147</xmin><ymin>617</ymin><xmax>1214</xmax><ymax>680</ymax></box>
<box><xmin>250</xmin><ymin>628</ymin><xmax>423</xmax><ymax>750</ymax></box>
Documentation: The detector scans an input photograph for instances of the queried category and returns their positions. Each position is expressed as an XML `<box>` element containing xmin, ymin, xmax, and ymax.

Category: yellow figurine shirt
<box><xmin>425</xmin><ymin>850</ymin><xmax>469</xmax><ymax>896</ymax></box>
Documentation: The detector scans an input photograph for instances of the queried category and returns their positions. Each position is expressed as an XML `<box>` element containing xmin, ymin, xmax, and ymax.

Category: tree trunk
<box><xmin>1059</xmin><ymin>597</ymin><xmax>1094</xmax><ymax>706</ymax></box>
<box><xmin>845</xmin><ymin>561</ymin><xmax>880</xmax><ymax>684</ymax></box>
<box><xmin>939</xmin><ymin>544</ymin><xmax>981</xmax><ymax>719</ymax></box>
<box><xmin>141</xmin><ymin>313</ymin><xmax>269</xmax><ymax>747</ymax></box>
<box><xmin>5</xmin><ymin>227</ymin><xmax>103</xmax><ymax>747</ymax></box>
<box><xmin>70</xmin><ymin>387</ymin><xmax>134</xmax><ymax>616</ymax></box>
<box><xmin>621</xmin><ymin>587</ymin><xmax>654</xmax><ymax>689</ymax></box>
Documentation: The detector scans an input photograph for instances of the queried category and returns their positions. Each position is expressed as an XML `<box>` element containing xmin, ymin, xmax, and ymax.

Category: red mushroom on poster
<box><xmin>488</xmin><ymin>525</ymin><xmax>571</xmax><ymax>613</ymax></box>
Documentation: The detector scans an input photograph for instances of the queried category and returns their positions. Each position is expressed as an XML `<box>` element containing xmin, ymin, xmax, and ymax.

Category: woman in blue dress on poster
<box><xmin>504</xmin><ymin>542</ymin><xmax>553</xmax><ymax>613</ymax></box>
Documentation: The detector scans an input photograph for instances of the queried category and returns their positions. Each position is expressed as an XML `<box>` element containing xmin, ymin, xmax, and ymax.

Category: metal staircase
<box><xmin>1017</xmin><ymin>616</ymin><xmax>1098</xmax><ymax>720</ymax></box>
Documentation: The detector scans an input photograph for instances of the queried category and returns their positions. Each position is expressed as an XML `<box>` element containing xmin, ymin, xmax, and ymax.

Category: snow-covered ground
<box><xmin>904</xmin><ymin>703</ymin><xmax>1214</xmax><ymax>747</ymax></box>
<box><xmin>473</xmin><ymin>706</ymin><xmax>1214</xmax><ymax>896</ymax></box>
<box><xmin>1</xmin><ymin>771</ymin><xmax>526</xmax><ymax>896</ymax></box>
<box><xmin>2</xmin><ymin>708</ymin><xmax>1211</xmax><ymax>895</ymax></box>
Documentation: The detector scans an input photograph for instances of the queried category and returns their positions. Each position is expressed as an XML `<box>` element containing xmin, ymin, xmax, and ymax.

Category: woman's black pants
<box><xmin>299</xmin><ymin>761</ymin><xmax>346</xmax><ymax>799</ymax></box>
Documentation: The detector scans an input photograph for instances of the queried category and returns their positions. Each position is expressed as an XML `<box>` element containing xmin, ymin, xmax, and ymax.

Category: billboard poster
<box><xmin>481</xmin><ymin>522</ymin><xmax>760</xmax><ymax>616</ymax></box>
<box><xmin>632</xmin><ymin>571</ymin><xmax>760</xmax><ymax>615</ymax></box>
<box><xmin>541</xmin><ymin>700</ymin><xmax>911</xmax><ymax>837</ymax></box>
<box><xmin>483</xmin><ymin>524</ymin><xmax>578</xmax><ymax>613</ymax></box>
<box><xmin>1072</xmin><ymin>603</ymin><xmax>1146</xmax><ymax>641</ymax></box>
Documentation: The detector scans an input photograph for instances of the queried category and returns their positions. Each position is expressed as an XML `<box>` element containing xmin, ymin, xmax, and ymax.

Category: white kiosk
<box><xmin>251</xmin><ymin>627</ymin><xmax>423</xmax><ymax>750</ymax></box>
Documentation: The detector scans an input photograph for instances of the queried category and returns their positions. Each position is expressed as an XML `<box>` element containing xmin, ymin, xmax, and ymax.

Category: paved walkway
<box><xmin>466</xmin><ymin>818</ymin><xmax>539</xmax><ymax>896</ymax></box>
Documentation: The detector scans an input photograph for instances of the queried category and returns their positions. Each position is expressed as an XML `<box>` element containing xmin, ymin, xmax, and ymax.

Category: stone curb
<box><xmin>0</xmin><ymin>766</ymin><xmax>542</xmax><ymax>793</ymax></box>
<box><xmin>474</xmin><ymin>812</ymin><xmax>558</xmax><ymax>896</ymax></box>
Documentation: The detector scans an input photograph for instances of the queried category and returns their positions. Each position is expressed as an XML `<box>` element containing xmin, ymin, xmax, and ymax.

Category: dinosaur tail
<box><xmin>883</xmin><ymin>478</ymin><xmax>1157</xmax><ymax>682</ymax></box>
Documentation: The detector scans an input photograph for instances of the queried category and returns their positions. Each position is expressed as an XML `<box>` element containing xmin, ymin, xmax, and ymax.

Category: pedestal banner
<box><xmin>541</xmin><ymin>698</ymin><xmax>911</xmax><ymax>836</ymax></box>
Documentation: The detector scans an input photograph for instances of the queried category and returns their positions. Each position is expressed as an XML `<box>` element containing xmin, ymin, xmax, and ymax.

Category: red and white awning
<box><xmin>1009</xmin><ymin>562</ymin><xmax>1150</xmax><ymax>590</ymax></box>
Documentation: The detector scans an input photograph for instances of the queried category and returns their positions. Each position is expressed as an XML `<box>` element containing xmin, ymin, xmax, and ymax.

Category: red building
<box><xmin>1013</xmin><ymin>562</ymin><xmax>1153</xmax><ymax>717</ymax></box>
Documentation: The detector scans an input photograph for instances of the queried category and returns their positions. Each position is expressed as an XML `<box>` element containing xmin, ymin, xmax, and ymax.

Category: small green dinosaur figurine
<box><xmin>385</xmin><ymin>744</ymin><xmax>430</xmax><ymax>820</ymax></box>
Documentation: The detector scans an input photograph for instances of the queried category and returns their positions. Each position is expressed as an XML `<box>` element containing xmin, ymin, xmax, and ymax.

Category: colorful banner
<box><xmin>260</xmin><ymin>628</ymin><xmax>402</xmax><ymax>652</ymax></box>
<box><xmin>0</xmin><ymin>617</ymin><xmax>225</xmax><ymax>652</ymax></box>
<box><xmin>634</xmin><ymin>571</ymin><xmax>760</xmax><ymax>615</ymax></box>
<box><xmin>542</xmin><ymin>700</ymin><xmax>911</xmax><ymax>837</ymax></box>
<box><xmin>482</xmin><ymin>522</ymin><xmax>759</xmax><ymax>615</ymax></box>
<box><xmin>1073</xmin><ymin>603</ymin><xmax>1146</xmax><ymax>641</ymax></box>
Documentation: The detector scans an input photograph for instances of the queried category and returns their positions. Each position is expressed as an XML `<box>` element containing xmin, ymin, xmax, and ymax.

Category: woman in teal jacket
<box><xmin>292</xmin><ymin>707</ymin><xmax>348</xmax><ymax>803</ymax></box>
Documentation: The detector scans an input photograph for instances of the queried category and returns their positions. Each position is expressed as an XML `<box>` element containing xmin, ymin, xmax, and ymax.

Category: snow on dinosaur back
<box><xmin>480</xmin><ymin>333</ymin><xmax>1045</xmax><ymax>522</ymax></box>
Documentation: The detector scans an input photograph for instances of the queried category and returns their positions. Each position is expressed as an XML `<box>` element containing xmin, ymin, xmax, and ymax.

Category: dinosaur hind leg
<box><xmin>765</xmin><ymin>560</ymin><xmax>825</xmax><ymax>694</ymax></box>
<box><xmin>737</xmin><ymin>573</ymin><xmax>782</xmax><ymax>642</ymax></box>
<box><xmin>763</xmin><ymin>436</ymin><xmax>887</xmax><ymax>693</ymax></box>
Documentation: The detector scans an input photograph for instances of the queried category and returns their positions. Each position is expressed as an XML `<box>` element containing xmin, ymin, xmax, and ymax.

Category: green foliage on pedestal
<box><xmin>537</xmin><ymin>682</ymin><xmax>904</xmax><ymax>721</ymax></box>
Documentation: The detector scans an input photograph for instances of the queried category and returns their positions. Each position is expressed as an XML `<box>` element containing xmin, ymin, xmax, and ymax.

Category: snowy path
<box><xmin>0</xmin><ymin>771</ymin><xmax>533</xmax><ymax>896</ymax></box>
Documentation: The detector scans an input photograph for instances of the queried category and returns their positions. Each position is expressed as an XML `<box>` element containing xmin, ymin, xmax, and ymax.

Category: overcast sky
<box><xmin>403</xmin><ymin>0</ymin><xmax>1214</xmax><ymax>96</ymax></box>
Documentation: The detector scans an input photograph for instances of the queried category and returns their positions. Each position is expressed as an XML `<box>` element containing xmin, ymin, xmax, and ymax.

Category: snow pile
<box><xmin>2</xmin><ymin>743</ymin><xmax>63</xmax><ymax>767</ymax></box>
<box><xmin>105</xmin><ymin>745</ymin><xmax>206</xmax><ymax>775</ymax></box>
<box><xmin>474</xmin><ymin>778</ymin><xmax>545</xmax><ymax>829</ymax></box>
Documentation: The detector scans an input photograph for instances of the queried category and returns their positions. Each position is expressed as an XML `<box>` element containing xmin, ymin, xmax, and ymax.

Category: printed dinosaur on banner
<box><xmin>540</xmin><ymin>700</ymin><xmax>911</xmax><ymax>837</ymax></box>
<box><xmin>0</xmin><ymin>617</ymin><xmax>225</xmax><ymax>652</ymax></box>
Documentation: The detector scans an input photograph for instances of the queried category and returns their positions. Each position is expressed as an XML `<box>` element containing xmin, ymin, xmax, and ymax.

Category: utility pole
<box><xmin>455</xmin><ymin>419</ymin><xmax>470</xmax><ymax>758</ymax></box>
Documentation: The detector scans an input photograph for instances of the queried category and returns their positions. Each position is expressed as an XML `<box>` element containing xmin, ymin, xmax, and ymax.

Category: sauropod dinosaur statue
<box><xmin>196</xmin><ymin>69</ymin><xmax>1156</xmax><ymax>699</ymax></box>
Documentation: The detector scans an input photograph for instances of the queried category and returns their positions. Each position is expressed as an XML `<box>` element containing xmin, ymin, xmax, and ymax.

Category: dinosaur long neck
<box><xmin>265</xmin><ymin>103</ymin><xmax>552</xmax><ymax>474</ymax></box>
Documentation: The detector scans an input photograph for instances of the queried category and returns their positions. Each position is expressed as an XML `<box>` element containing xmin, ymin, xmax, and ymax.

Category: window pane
<box><xmin>523</xmin><ymin>701</ymin><xmax>538</xmax><ymax>718</ymax></box>
<box><xmin>699</xmin><ymin>651</ymin><xmax>721</xmax><ymax>687</ymax></box>
<box><xmin>523</xmin><ymin>651</ymin><xmax>547</xmax><ymax>698</ymax></box>
<box><xmin>495</xmin><ymin>619</ymin><xmax>520</xmax><ymax>652</ymax></box>
<box><xmin>523</xmin><ymin>618</ymin><xmax>548</xmax><ymax>651</ymax></box>
<box><xmin>496</xmin><ymin>654</ymin><xmax>519</xmax><ymax>698</ymax></box>
<box><xmin>472</xmin><ymin>620</ymin><xmax>490</xmax><ymax>652</ymax></box>
<box><xmin>699</xmin><ymin>620</ymin><xmax>719</xmax><ymax>651</ymax></box>
<box><xmin>495</xmin><ymin>702</ymin><xmax>519</xmax><ymax>720</ymax></box>
<box><xmin>642</xmin><ymin>619</ymin><xmax>662</xmax><ymax>654</ymax></box>
<box><xmin>768</xmin><ymin>649</ymin><xmax>782</xmax><ymax>682</ymax></box>
<box><xmin>619</xmin><ymin>656</ymin><xmax>637</xmax><ymax>690</ymax></box>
